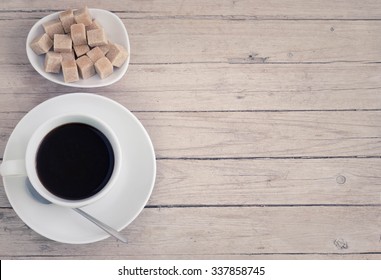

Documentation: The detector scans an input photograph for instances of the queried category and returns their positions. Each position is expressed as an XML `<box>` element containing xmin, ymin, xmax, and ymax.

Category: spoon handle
<box><xmin>73</xmin><ymin>208</ymin><xmax>128</xmax><ymax>243</ymax></box>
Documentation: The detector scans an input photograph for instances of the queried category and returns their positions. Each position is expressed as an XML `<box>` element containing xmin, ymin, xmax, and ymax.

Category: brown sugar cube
<box><xmin>59</xmin><ymin>11</ymin><xmax>74</xmax><ymax>34</ymax></box>
<box><xmin>76</xmin><ymin>55</ymin><xmax>95</xmax><ymax>79</ymax></box>
<box><xmin>86</xmin><ymin>47</ymin><xmax>104</xmax><ymax>63</ymax></box>
<box><xmin>42</xmin><ymin>19</ymin><xmax>64</xmax><ymax>39</ymax></box>
<box><xmin>53</xmin><ymin>34</ymin><xmax>72</xmax><ymax>53</ymax></box>
<box><xmin>60</xmin><ymin>51</ymin><xmax>75</xmax><ymax>61</ymax></box>
<box><xmin>94</xmin><ymin>57</ymin><xmax>113</xmax><ymax>79</ymax></box>
<box><xmin>98</xmin><ymin>42</ymin><xmax>110</xmax><ymax>55</ymax></box>
<box><xmin>106</xmin><ymin>43</ymin><xmax>129</xmax><ymax>67</ymax></box>
<box><xmin>70</xmin><ymin>23</ymin><xmax>87</xmax><ymax>46</ymax></box>
<box><xmin>86</xmin><ymin>19</ymin><xmax>102</xmax><ymax>31</ymax></box>
<box><xmin>74</xmin><ymin>7</ymin><xmax>92</xmax><ymax>26</ymax></box>
<box><xmin>61</xmin><ymin>59</ymin><xmax>79</xmax><ymax>83</ymax></box>
<box><xmin>44</xmin><ymin>51</ymin><xmax>62</xmax><ymax>73</ymax></box>
<box><xmin>74</xmin><ymin>44</ymin><xmax>90</xmax><ymax>57</ymax></box>
<box><xmin>87</xmin><ymin>28</ymin><xmax>107</xmax><ymax>47</ymax></box>
<box><xmin>59</xmin><ymin>9</ymin><xmax>75</xmax><ymax>33</ymax></box>
<box><xmin>30</xmin><ymin>33</ymin><xmax>53</xmax><ymax>55</ymax></box>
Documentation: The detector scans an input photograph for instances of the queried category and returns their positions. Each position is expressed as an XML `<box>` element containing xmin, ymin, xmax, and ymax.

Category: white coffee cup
<box><xmin>0</xmin><ymin>113</ymin><xmax>121</xmax><ymax>208</ymax></box>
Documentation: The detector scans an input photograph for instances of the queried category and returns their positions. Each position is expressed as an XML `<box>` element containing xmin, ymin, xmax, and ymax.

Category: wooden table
<box><xmin>1</xmin><ymin>0</ymin><xmax>381</xmax><ymax>259</ymax></box>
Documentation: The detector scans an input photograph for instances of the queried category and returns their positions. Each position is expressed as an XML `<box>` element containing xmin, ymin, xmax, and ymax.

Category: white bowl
<box><xmin>26</xmin><ymin>9</ymin><xmax>130</xmax><ymax>88</ymax></box>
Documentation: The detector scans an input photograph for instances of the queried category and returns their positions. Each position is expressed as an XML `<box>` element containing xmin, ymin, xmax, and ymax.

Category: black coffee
<box><xmin>36</xmin><ymin>123</ymin><xmax>115</xmax><ymax>200</ymax></box>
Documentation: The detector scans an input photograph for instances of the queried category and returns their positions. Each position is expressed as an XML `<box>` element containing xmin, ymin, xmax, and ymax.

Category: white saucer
<box><xmin>2</xmin><ymin>93</ymin><xmax>156</xmax><ymax>244</ymax></box>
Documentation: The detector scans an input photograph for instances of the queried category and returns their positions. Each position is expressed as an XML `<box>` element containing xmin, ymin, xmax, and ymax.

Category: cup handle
<box><xmin>0</xmin><ymin>160</ymin><xmax>27</xmax><ymax>177</ymax></box>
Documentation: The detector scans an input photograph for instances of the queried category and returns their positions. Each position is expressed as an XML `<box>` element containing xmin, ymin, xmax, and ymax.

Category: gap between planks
<box><xmin>4</xmin><ymin>109</ymin><xmax>381</xmax><ymax>113</ymax></box>
<box><xmin>2</xmin><ymin>252</ymin><xmax>381</xmax><ymax>259</ymax></box>
<box><xmin>1</xmin><ymin>205</ymin><xmax>381</xmax><ymax>210</ymax></box>
<box><xmin>145</xmin><ymin>204</ymin><xmax>381</xmax><ymax>208</ymax></box>
<box><xmin>1</xmin><ymin>0</ymin><xmax>381</xmax><ymax>20</ymax></box>
<box><xmin>2</xmin><ymin>10</ymin><xmax>381</xmax><ymax>21</ymax></box>
<box><xmin>2</xmin><ymin>155</ymin><xmax>381</xmax><ymax>161</ymax></box>
<box><xmin>4</xmin><ymin>61</ymin><xmax>379</xmax><ymax>66</ymax></box>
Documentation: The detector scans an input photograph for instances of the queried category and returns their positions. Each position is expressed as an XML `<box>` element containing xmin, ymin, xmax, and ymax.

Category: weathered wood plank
<box><xmin>1</xmin><ymin>19</ymin><xmax>381</xmax><ymax>64</ymax></box>
<box><xmin>2</xmin><ymin>158</ymin><xmax>381</xmax><ymax>208</ymax></box>
<box><xmin>150</xmin><ymin>158</ymin><xmax>381</xmax><ymax>206</ymax></box>
<box><xmin>141</xmin><ymin>111</ymin><xmax>381</xmax><ymax>158</ymax></box>
<box><xmin>0</xmin><ymin>207</ymin><xmax>380</xmax><ymax>257</ymax></box>
<box><xmin>1</xmin><ymin>111</ymin><xmax>381</xmax><ymax>158</ymax></box>
<box><xmin>1</xmin><ymin>0</ymin><xmax>381</xmax><ymax>20</ymax></box>
<box><xmin>1</xmin><ymin>64</ymin><xmax>381</xmax><ymax>112</ymax></box>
